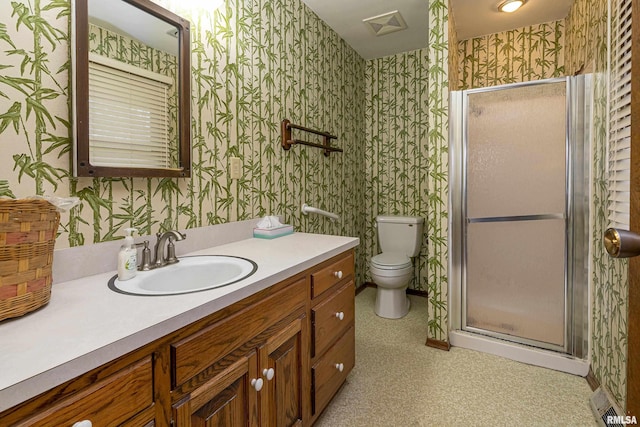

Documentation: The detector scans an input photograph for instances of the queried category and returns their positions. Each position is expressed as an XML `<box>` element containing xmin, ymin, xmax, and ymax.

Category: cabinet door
<box><xmin>260</xmin><ymin>315</ymin><xmax>307</xmax><ymax>427</ymax></box>
<box><xmin>12</xmin><ymin>356</ymin><xmax>154</xmax><ymax>427</ymax></box>
<box><xmin>173</xmin><ymin>351</ymin><xmax>259</xmax><ymax>427</ymax></box>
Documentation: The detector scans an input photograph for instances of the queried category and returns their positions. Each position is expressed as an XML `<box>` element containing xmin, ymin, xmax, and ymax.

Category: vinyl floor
<box><xmin>314</xmin><ymin>287</ymin><xmax>595</xmax><ymax>427</ymax></box>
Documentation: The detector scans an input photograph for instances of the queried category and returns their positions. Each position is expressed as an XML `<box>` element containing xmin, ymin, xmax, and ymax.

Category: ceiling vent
<box><xmin>363</xmin><ymin>10</ymin><xmax>407</xmax><ymax>37</ymax></box>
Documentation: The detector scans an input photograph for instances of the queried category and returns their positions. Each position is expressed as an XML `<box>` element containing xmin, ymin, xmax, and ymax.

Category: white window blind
<box><xmin>88</xmin><ymin>53</ymin><xmax>174</xmax><ymax>169</ymax></box>
<box><xmin>608</xmin><ymin>0</ymin><xmax>632</xmax><ymax>229</ymax></box>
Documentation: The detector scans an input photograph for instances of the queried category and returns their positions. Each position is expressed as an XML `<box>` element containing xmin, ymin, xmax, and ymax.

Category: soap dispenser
<box><xmin>118</xmin><ymin>228</ymin><xmax>138</xmax><ymax>281</ymax></box>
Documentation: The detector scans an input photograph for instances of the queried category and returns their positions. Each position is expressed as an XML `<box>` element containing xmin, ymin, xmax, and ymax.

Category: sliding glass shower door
<box><xmin>463</xmin><ymin>80</ymin><xmax>569</xmax><ymax>351</ymax></box>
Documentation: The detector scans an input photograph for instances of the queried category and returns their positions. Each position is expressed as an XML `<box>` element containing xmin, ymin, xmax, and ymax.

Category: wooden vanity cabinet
<box><xmin>172</xmin><ymin>349</ymin><xmax>260</xmax><ymax>426</ymax></box>
<box><xmin>309</xmin><ymin>252</ymin><xmax>355</xmax><ymax>422</ymax></box>
<box><xmin>0</xmin><ymin>249</ymin><xmax>356</xmax><ymax>427</ymax></box>
<box><xmin>173</xmin><ymin>315</ymin><xmax>308</xmax><ymax>427</ymax></box>
<box><xmin>0</xmin><ymin>345</ymin><xmax>161</xmax><ymax>427</ymax></box>
<box><xmin>171</xmin><ymin>277</ymin><xmax>310</xmax><ymax>427</ymax></box>
<box><xmin>172</xmin><ymin>314</ymin><xmax>307</xmax><ymax>427</ymax></box>
<box><xmin>259</xmin><ymin>315</ymin><xmax>307</xmax><ymax>426</ymax></box>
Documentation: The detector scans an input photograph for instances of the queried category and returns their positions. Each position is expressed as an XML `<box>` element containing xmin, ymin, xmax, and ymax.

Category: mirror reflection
<box><xmin>74</xmin><ymin>0</ymin><xmax>191</xmax><ymax>177</ymax></box>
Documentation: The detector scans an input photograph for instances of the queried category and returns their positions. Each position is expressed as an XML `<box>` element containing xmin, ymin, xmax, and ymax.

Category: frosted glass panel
<box><xmin>466</xmin><ymin>220</ymin><xmax>565</xmax><ymax>346</ymax></box>
<box><xmin>467</xmin><ymin>82</ymin><xmax>567</xmax><ymax>218</ymax></box>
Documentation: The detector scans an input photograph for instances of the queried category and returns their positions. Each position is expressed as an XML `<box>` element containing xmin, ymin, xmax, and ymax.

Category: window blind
<box><xmin>608</xmin><ymin>0</ymin><xmax>632</xmax><ymax>229</ymax></box>
<box><xmin>88</xmin><ymin>53</ymin><xmax>174</xmax><ymax>169</ymax></box>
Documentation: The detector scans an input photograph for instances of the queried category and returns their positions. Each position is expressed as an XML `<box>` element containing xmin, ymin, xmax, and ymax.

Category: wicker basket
<box><xmin>0</xmin><ymin>199</ymin><xmax>60</xmax><ymax>321</ymax></box>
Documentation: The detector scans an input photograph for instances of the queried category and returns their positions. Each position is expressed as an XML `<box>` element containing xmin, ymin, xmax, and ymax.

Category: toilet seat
<box><xmin>371</xmin><ymin>252</ymin><xmax>412</xmax><ymax>270</ymax></box>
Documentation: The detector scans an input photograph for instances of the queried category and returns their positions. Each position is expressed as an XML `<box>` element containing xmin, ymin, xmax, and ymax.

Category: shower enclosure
<box><xmin>449</xmin><ymin>77</ymin><xmax>591</xmax><ymax>362</ymax></box>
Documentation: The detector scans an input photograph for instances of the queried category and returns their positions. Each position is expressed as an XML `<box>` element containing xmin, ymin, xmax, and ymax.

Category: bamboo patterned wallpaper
<box><xmin>1</xmin><ymin>2</ymin><xmax>628</xmax><ymax>398</ymax></box>
<box><xmin>566</xmin><ymin>0</ymin><xmax>629</xmax><ymax>409</ymax></box>
<box><xmin>0</xmin><ymin>0</ymin><xmax>368</xmax><ymax>283</ymax></box>
<box><xmin>364</xmin><ymin>50</ymin><xmax>430</xmax><ymax>290</ymax></box>
<box><xmin>0</xmin><ymin>0</ymin><xmax>451</xmax><ymax>342</ymax></box>
<box><xmin>0</xmin><ymin>0</ymin><xmax>451</xmax><ymax>339</ymax></box>
<box><xmin>3</xmin><ymin>0</ymin><xmax>625</xmax><ymax>404</ymax></box>
<box><xmin>364</xmin><ymin>0</ymin><xmax>450</xmax><ymax>342</ymax></box>
<box><xmin>426</xmin><ymin>0</ymin><xmax>449</xmax><ymax>342</ymax></box>
<box><xmin>456</xmin><ymin>20</ymin><xmax>565</xmax><ymax>90</ymax></box>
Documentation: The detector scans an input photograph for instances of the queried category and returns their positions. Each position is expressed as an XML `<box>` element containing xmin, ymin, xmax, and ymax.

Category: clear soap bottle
<box><xmin>117</xmin><ymin>228</ymin><xmax>138</xmax><ymax>281</ymax></box>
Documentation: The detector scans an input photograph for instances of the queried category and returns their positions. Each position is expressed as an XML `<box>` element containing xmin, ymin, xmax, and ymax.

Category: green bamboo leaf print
<box><xmin>0</xmin><ymin>180</ymin><xmax>16</xmax><ymax>198</ymax></box>
<box><xmin>0</xmin><ymin>102</ymin><xmax>21</xmax><ymax>134</ymax></box>
<box><xmin>11</xmin><ymin>1</ymin><xmax>65</xmax><ymax>48</ymax></box>
<box><xmin>42</xmin><ymin>0</ymin><xmax>70</xmax><ymax>18</ymax></box>
<box><xmin>9</xmin><ymin>2</ymin><xmax>31</xmax><ymax>30</ymax></box>
<box><xmin>25</xmin><ymin>94</ymin><xmax>56</xmax><ymax>129</ymax></box>
<box><xmin>12</xmin><ymin>153</ymin><xmax>65</xmax><ymax>190</ymax></box>
<box><xmin>0</xmin><ymin>22</ymin><xmax>15</xmax><ymax>48</ymax></box>
<box><xmin>42</xmin><ymin>132</ymin><xmax>69</xmax><ymax>157</ymax></box>
<box><xmin>6</xmin><ymin>48</ymin><xmax>33</xmax><ymax>76</ymax></box>
<box><xmin>0</xmin><ymin>75</ymin><xmax>35</xmax><ymax>95</ymax></box>
<box><xmin>76</xmin><ymin>185</ymin><xmax>109</xmax><ymax>242</ymax></box>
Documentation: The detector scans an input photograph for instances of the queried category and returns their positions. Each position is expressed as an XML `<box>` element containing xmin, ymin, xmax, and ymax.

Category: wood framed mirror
<box><xmin>72</xmin><ymin>0</ymin><xmax>191</xmax><ymax>177</ymax></box>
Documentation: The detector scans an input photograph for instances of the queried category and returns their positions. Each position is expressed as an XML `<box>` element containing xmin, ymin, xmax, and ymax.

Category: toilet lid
<box><xmin>371</xmin><ymin>252</ymin><xmax>411</xmax><ymax>269</ymax></box>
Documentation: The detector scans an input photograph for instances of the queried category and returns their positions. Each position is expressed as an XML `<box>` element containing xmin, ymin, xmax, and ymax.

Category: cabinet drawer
<box><xmin>311</xmin><ymin>252</ymin><xmax>354</xmax><ymax>299</ymax></box>
<box><xmin>17</xmin><ymin>356</ymin><xmax>153</xmax><ymax>427</ymax></box>
<box><xmin>172</xmin><ymin>278</ymin><xmax>306</xmax><ymax>387</ymax></box>
<box><xmin>312</xmin><ymin>280</ymin><xmax>354</xmax><ymax>358</ymax></box>
<box><xmin>311</xmin><ymin>326</ymin><xmax>355</xmax><ymax>415</ymax></box>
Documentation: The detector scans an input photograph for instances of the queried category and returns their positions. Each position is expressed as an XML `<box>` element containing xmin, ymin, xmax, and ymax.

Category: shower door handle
<box><xmin>604</xmin><ymin>228</ymin><xmax>640</xmax><ymax>258</ymax></box>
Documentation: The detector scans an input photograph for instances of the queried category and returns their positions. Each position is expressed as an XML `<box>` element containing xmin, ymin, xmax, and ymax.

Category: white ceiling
<box><xmin>89</xmin><ymin>0</ymin><xmax>179</xmax><ymax>56</ymax></box>
<box><xmin>451</xmin><ymin>0</ymin><xmax>574</xmax><ymax>41</ymax></box>
<box><xmin>302</xmin><ymin>0</ymin><xmax>574</xmax><ymax>59</ymax></box>
<box><xmin>302</xmin><ymin>0</ymin><xmax>429</xmax><ymax>60</ymax></box>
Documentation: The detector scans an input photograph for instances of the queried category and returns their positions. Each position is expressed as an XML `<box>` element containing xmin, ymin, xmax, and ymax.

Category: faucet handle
<box><xmin>137</xmin><ymin>240</ymin><xmax>152</xmax><ymax>271</ymax></box>
<box><xmin>165</xmin><ymin>237</ymin><xmax>179</xmax><ymax>264</ymax></box>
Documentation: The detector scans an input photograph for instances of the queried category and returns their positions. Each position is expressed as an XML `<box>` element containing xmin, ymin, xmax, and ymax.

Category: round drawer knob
<box><xmin>263</xmin><ymin>367</ymin><xmax>275</xmax><ymax>381</ymax></box>
<box><xmin>335</xmin><ymin>311</ymin><xmax>345</xmax><ymax>320</ymax></box>
<box><xmin>335</xmin><ymin>363</ymin><xmax>344</xmax><ymax>372</ymax></box>
<box><xmin>333</xmin><ymin>271</ymin><xmax>343</xmax><ymax>279</ymax></box>
<box><xmin>72</xmin><ymin>422</ymin><xmax>93</xmax><ymax>427</ymax></box>
<box><xmin>251</xmin><ymin>378</ymin><xmax>264</xmax><ymax>391</ymax></box>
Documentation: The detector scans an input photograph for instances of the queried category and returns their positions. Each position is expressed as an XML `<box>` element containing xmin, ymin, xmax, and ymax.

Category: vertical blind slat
<box><xmin>608</xmin><ymin>0</ymin><xmax>633</xmax><ymax>229</ymax></box>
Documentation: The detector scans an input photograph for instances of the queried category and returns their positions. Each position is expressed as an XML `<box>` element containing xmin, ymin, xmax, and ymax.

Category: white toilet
<box><xmin>370</xmin><ymin>215</ymin><xmax>424</xmax><ymax>319</ymax></box>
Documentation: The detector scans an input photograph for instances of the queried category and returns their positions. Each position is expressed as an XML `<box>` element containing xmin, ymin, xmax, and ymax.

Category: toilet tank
<box><xmin>376</xmin><ymin>215</ymin><xmax>424</xmax><ymax>257</ymax></box>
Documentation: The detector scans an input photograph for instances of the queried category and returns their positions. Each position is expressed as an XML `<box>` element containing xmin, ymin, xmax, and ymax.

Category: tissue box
<box><xmin>253</xmin><ymin>224</ymin><xmax>294</xmax><ymax>239</ymax></box>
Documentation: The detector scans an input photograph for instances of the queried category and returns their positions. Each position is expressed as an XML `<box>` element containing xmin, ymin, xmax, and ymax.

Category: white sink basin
<box><xmin>108</xmin><ymin>255</ymin><xmax>257</xmax><ymax>296</ymax></box>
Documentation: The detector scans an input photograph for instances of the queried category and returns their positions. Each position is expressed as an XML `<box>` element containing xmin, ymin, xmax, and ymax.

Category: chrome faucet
<box><xmin>152</xmin><ymin>230</ymin><xmax>186</xmax><ymax>268</ymax></box>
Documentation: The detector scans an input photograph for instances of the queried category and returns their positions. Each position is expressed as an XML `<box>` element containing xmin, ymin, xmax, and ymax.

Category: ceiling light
<box><xmin>499</xmin><ymin>0</ymin><xmax>526</xmax><ymax>13</ymax></box>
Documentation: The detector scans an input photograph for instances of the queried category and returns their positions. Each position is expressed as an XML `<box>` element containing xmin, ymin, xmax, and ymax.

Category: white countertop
<box><xmin>0</xmin><ymin>232</ymin><xmax>359</xmax><ymax>412</ymax></box>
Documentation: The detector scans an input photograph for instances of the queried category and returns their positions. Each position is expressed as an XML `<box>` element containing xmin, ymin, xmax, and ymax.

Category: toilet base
<box><xmin>375</xmin><ymin>287</ymin><xmax>410</xmax><ymax>319</ymax></box>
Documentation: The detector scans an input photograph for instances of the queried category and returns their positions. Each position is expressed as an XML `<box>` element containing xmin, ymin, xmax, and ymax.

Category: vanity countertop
<box><xmin>0</xmin><ymin>232</ymin><xmax>359</xmax><ymax>412</ymax></box>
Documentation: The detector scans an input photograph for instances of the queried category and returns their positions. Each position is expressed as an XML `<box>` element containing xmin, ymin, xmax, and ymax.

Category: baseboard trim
<box><xmin>355</xmin><ymin>283</ymin><xmax>370</xmax><ymax>295</ymax></box>
<box><xmin>426</xmin><ymin>338</ymin><xmax>451</xmax><ymax>351</ymax></box>
<box><xmin>586</xmin><ymin>366</ymin><xmax>600</xmax><ymax>391</ymax></box>
<box><xmin>407</xmin><ymin>289</ymin><xmax>429</xmax><ymax>298</ymax></box>
<box><xmin>360</xmin><ymin>282</ymin><xmax>428</xmax><ymax>298</ymax></box>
